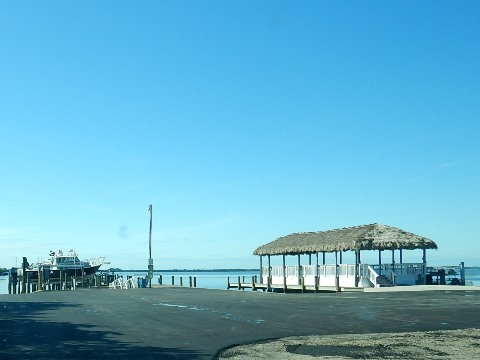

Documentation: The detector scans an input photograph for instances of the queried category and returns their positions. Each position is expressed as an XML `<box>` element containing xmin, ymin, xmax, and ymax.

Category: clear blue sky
<box><xmin>1</xmin><ymin>1</ymin><xmax>479</xmax><ymax>270</ymax></box>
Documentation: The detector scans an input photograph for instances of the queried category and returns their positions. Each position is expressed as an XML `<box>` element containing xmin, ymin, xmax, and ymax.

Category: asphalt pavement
<box><xmin>1</xmin><ymin>286</ymin><xmax>479</xmax><ymax>359</ymax></box>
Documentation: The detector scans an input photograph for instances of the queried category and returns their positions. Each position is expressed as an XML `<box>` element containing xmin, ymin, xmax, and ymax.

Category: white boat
<box><xmin>23</xmin><ymin>250</ymin><xmax>106</xmax><ymax>280</ymax></box>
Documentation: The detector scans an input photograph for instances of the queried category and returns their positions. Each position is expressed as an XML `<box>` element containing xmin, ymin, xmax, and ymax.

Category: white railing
<box><xmin>262</xmin><ymin>264</ymin><xmax>357</xmax><ymax>288</ymax></box>
<box><xmin>260</xmin><ymin>262</ymin><xmax>426</xmax><ymax>288</ymax></box>
<box><xmin>369</xmin><ymin>263</ymin><xmax>425</xmax><ymax>286</ymax></box>
<box><xmin>359</xmin><ymin>264</ymin><xmax>379</xmax><ymax>287</ymax></box>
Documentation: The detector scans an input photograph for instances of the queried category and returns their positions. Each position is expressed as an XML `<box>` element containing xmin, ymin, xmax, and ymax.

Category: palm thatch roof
<box><xmin>253</xmin><ymin>223</ymin><xmax>437</xmax><ymax>256</ymax></box>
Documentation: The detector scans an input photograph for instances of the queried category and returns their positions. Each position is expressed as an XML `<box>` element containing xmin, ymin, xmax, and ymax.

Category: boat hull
<box><xmin>24</xmin><ymin>264</ymin><xmax>102</xmax><ymax>281</ymax></box>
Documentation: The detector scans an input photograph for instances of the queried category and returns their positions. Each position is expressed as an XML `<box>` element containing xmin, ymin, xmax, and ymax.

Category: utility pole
<box><xmin>148</xmin><ymin>204</ymin><xmax>153</xmax><ymax>288</ymax></box>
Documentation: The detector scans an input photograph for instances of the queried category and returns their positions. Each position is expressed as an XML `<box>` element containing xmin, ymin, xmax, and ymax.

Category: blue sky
<box><xmin>1</xmin><ymin>2</ymin><xmax>479</xmax><ymax>270</ymax></box>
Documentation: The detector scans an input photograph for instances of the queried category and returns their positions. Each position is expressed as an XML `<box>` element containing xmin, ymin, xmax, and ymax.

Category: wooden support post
<box><xmin>193</xmin><ymin>277</ymin><xmax>196</xmax><ymax>287</ymax></box>
<box><xmin>171</xmin><ymin>276</ymin><xmax>175</xmax><ymax>285</ymax></box>
<box><xmin>335</xmin><ymin>251</ymin><xmax>340</xmax><ymax>292</ymax></box>
<box><xmin>38</xmin><ymin>267</ymin><xmax>42</xmax><ymax>291</ymax></box>
<box><xmin>21</xmin><ymin>257</ymin><xmax>27</xmax><ymax>294</ymax></box>
<box><xmin>378</xmin><ymin>250</ymin><xmax>382</xmax><ymax>275</ymax></box>
<box><xmin>189</xmin><ymin>276</ymin><xmax>192</xmax><ymax>287</ymax></box>
<box><xmin>159</xmin><ymin>274</ymin><xmax>163</xmax><ymax>285</ymax></box>
<box><xmin>298</xmin><ymin>254</ymin><xmax>301</xmax><ymax>286</ymax></box>
<box><xmin>259</xmin><ymin>255</ymin><xmax>263</xmax><ymax>284</ymax></box>
<box><xmin>354</xmin><ymin>249</ymin><xmax>359</xmax><ymax>288</ymax></box>
<box><xmin>18</xmin><ymin>271</ymin><xmax>27</xmax><ymax>294</ymax></box>
<box><xmin>252</xmin><ymin>275</ymin><xmax>256</xmax><ymax>291</ymax></box>
<box><xmin>180</xmin><ymin>277</ymin><xmax>183</xmax><ymax>287</ymax></box>
<box><xmin>267</xmin><ymin>255</ymin><xmax>271</xmax><ymax>292</ymax></box>
<box><xmin>301</xmin><ymin>276</ymin><xmax>305</xmax><ymax>293</ymax></box>
<box><xmin>322</xmin><ymin>252</ymin><xmax>326</xmax><ymax>265</ymax></box>
<box><xmin>460</xmin><ymin>262</ymin><xmax>465</xmax><ymax>285</ymax></box>
<box><xmin>283</xmin><ymin>254</ymin><xmax>287</xmax><ymax>293</ymax></box>
<box><xmin>237</xmin><ymin>276</ymin><xmax>241</xmax><ymax>290</ymax></box>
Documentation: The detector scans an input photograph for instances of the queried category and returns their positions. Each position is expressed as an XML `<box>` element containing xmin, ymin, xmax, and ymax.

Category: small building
<box><xmin>253</xmin><ymin>223</ymin><xmax>438</xmax><ymax>290</ymax></box>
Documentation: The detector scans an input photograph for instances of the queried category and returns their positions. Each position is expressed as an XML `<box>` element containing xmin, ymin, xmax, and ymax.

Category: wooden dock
<box><xmin>227</xmin><ymin>275</ymin><xmax>364</xmax><ymax>293</ymax></box>
<box><xmin>227</xmin><ymin>275</ymin><xmax>268</xmax><ymax>291</ymax></box>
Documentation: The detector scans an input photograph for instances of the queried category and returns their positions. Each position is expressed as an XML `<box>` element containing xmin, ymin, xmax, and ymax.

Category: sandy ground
<box><xmin>217</xmin><ymin>328</ymin><xmax>480</xmax><ymax>359</ymax></box>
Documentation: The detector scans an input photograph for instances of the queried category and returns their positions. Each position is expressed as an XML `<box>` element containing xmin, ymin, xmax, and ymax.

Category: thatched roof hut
<box><xmin>253</xmin><ymin>223</ymin><xmax>437</xmax><ymax>256</ymax></box>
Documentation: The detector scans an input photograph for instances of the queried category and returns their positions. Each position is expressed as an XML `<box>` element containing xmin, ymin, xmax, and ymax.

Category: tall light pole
<box><xmin>147</xmin><ymin>204</ymin><xmax>153</xmax><ymax>288</ymax></box>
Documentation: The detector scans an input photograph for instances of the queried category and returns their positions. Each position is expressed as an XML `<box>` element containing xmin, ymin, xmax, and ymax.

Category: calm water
<box><xmin>116</xmin><ymin>270</ymin><xmax>259</xmax><ymax>289</ymax></box>
<box><xmin>1</xmin><ymin>268</ymin><xmax>480</xmax><ymax>295</ymax></box>
<box><xmin>0</xmin><ymin>270</ymin><xmax>259</xmax><ymax>294</ymax></box>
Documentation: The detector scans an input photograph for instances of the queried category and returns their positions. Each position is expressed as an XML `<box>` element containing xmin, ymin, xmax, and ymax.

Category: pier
<box><xmin>7</xmin><ymin>268</ymin><xmax>199</xmax><ymax>294</ymax></box>
<box><xmin>7</xmin><ymin>268</ymin><xmax>116</xmax><ymax>294</ymax></box>
<box><xmin>227</xmin><ymin>275</ymin><xmax>267</xmax><ymax>291</ymax></box>
<box><xmin>227</xmin><ymin>274</ymin><xmax>362</xmax><ymax>293</ymax></box>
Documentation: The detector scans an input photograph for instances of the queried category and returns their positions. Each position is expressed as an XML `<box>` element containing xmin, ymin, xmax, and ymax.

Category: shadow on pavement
<box><xmin>0</xmin><ymin>301</ymin><xmax>203</xmax><ymax>359</ymax></box>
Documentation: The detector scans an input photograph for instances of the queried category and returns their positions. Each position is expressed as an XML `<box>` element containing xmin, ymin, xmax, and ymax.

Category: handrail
<box><xmin>390</xmin><ymin>270</ymin><xmax>397</xmax><ymax>285</ymax></box>
<box><xmin>366</xmin><ymin>265</ymin><xmax>379</xmax><ymax>287</ymax></box>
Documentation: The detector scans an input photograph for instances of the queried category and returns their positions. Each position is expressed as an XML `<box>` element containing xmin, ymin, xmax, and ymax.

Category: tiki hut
<box><xmin>253</xmin><ymin>223</ymin><xmax>438</xmax><ymax>289</ymax></box>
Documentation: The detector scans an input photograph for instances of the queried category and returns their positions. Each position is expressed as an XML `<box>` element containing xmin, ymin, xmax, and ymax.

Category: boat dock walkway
<box><xmin>228</xmin><ymin>275</ymin><xmax>364</xmax><ymax>293</ymax></box>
